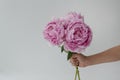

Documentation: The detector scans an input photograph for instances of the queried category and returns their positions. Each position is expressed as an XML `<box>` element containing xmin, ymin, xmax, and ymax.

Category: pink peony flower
<box><xmin>64</xmin><ymin>19</ymin><xmax>92</xmax><ymax>53</ymax></box>
<box><xmin>43</xmin><ymin>12</ymin><xmax>92</xmax><ymax>53</ymax></box>
<box><xmin>65</xmin><ymin>12</ymin><xmax>84</xmax><ymax>22</ymax></box>
<box><xmin>43</xmin><ymin>18</ymin><xmax>65</xmax><ymax>45</ymax></box>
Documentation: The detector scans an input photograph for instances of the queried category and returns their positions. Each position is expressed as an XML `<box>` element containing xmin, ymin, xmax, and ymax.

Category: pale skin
<box><xmin>70</xmin><ymin>45</ymin><xmax>120</xmax><ymax>67</ymax></box>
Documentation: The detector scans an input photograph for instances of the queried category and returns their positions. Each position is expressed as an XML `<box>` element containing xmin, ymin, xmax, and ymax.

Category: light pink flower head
<box><xmin>43</xmin><ymin>18</ymin><xmax>65</xmax><ymax>45</ymax></box>
<box><xmin>65</xmin><ymin>12</ymin><xmax>84</xmax><ymax>22</ymax></box>
<box><xmin>64</xmin><ymin>19</ymin><xmax>92</xmax><ymax>53</ymax></box>
<box><xmin>43</xmin><ymin>12</ymin><xmax>92</xmax><ymax>53</ymax></box>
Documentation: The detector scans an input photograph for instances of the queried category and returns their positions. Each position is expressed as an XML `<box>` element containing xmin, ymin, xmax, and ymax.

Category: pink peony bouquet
<box><xmin>43</xmin><ymin>12</ymin><xmax>92</xmax><ymax>80</ymax></box>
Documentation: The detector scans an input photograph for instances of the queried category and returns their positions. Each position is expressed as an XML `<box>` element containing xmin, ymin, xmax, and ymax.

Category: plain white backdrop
<box><xmin>0</xmin><ymin>0</ymin><xmax>120</xmax><ymax>80</ymax></box>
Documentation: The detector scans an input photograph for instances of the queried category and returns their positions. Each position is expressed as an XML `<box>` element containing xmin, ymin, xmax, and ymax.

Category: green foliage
<box><xmin>61</xmin><ymin>45</ymin><xmax>64</xmax><ymax>53</ymax></box>
<box><xmin>67</xmin><ymin>51</ymin><xmax>73</xmax><ymax>60</ymax></box>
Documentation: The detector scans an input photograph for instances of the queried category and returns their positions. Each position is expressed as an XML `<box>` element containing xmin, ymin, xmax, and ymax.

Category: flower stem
<box><xmin>60</xmin><ymin>46</ymin><xmax>81</xmax><ymax>80</ymax></box>
<box><xmin>77</xmin><ymin>67</ymin><xmax>80</xmax><ymax>80</ymax></box>
<box><xmin>74</xmin><ymin>66</ymin><xmax>78</xmax><ymax>80</ymax></box>
<box><xmin>74</xmin><ymin>66</ymin><xmax>80</xmax><ymax>80</ymax></box>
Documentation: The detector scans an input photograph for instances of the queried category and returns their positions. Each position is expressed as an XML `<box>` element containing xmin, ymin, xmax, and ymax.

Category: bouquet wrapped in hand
<box><xmin>43</xmin><ymin>12</ymin><xmax>92</xmax><ymax>80</ymax></box>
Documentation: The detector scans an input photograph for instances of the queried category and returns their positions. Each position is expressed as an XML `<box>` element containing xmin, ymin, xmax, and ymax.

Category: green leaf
<box><xmin>61</xmin><ymin>45</ymin><xmax>64</xmax><ymax>53</ymax></box>
<box><xmin>67</xmin><ymin>51</ymin><xmax>73</xmax><ymax>60</ymax></box>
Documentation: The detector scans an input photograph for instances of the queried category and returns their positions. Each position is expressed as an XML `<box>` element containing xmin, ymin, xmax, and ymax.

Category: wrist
<box><xmin>84</xmin><ymin>56</ymin><xmax>93</xmax><ymax>67</ymax></box>
<box><xmin>79</xmin><ymin>56</ymin><xmax>90</xmax><ymax>67</ymax></box>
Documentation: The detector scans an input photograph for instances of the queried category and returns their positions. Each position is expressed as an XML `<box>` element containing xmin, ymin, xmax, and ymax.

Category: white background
<box><xmin>0</xmin><ymin>0</ymin><xmax>120</xmax><ymax>80</ymax></box>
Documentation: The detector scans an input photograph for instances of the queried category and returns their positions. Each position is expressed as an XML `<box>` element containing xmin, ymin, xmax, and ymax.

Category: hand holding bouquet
<box><xmin>43</xmin><ymin>12</ymin><xmax>92</xmax><ymax>80</ymax></box>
